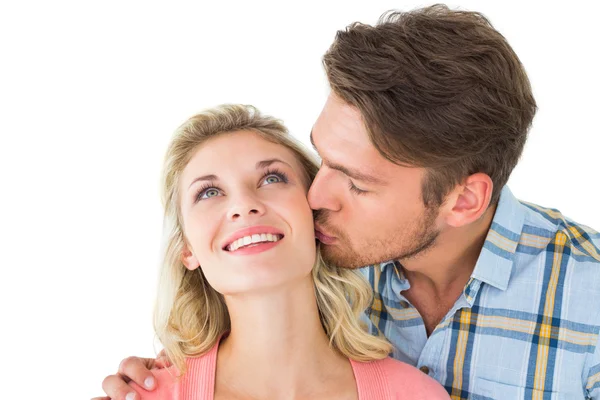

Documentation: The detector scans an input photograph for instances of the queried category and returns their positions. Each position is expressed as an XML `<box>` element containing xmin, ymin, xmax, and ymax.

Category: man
<box><xmin>96</xmin><ymin>5</ymin><xmax>600</xmax><ymax>399</ymax></box>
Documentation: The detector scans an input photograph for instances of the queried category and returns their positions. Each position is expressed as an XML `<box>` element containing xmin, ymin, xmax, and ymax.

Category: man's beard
<box><xmin>314</xmin><ymin>206</ymin><xmax>440</xmax><ymax>269</ymax></box>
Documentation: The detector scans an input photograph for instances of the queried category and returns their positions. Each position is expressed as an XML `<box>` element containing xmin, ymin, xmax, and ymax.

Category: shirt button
<box><xmin>419</xmin><ymin>366</ymin><xmax>430</xmax><ymax>375</ymax></box>
<box><xmin>399</xmin><ymin>300</ymin><xmax>410</xmax><ymax>308</ymax></box>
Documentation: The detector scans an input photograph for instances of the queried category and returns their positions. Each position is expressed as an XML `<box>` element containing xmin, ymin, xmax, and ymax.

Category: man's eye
<box><xmin>348</xmin><ymin>180</ymin><xmax>368</xmax><ymax>195</ymax></box>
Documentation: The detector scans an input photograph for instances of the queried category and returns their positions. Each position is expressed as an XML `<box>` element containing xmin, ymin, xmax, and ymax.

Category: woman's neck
<box><xmin>215</xmin><ymin>276</ymin><xmax>354</xmax><ymax>399</ymax></box>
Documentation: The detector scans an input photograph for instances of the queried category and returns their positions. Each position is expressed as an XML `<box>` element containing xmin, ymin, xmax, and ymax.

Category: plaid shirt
<box><xmin>361</xmin><ymin>186</ymin><xmax>600</xmax><ymax>399</ymax></box>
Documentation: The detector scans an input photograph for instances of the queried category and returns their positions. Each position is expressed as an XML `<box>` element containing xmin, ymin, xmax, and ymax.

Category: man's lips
<box><xmin>314</xmin><ymin>227</ymin><xmax>336</xmax><ymax>245</ymax></box>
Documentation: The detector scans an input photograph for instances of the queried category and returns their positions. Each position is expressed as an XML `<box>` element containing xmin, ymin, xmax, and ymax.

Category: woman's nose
<box><xmin>227</xmin><ymin>193</ymin><xmax>266</xmax><ymax>221</ymax></box>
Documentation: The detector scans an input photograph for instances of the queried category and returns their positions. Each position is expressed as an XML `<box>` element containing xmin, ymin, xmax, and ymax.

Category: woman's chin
<box><xmin>215</xmin><ymin>271</ymin><xmax>313</xmax><ymax>297</ymax></box>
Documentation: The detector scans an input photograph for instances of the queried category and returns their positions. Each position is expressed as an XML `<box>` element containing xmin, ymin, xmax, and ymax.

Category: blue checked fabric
<box><xmin>361</xmin><ymin>186</ymin><xmax>600</xmax><ymax>399</ymax></box>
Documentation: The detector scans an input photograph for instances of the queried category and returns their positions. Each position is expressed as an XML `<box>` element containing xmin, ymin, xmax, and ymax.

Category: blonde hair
<box><xmin>155</xmin><ymin>104</ymin><xmax>392</xmax><ymax>374</ymax></box>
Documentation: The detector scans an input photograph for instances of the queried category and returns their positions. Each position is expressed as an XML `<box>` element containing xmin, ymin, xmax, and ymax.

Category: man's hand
<box><xmin>91</xmin><ymin>352</ymin><xmax>171</xmax><ymax>400</ymax></box>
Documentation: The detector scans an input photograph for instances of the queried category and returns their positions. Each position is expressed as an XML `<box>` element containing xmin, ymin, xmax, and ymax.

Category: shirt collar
<box><xmin>380</xmin><ymin>260</ymin><xmax>410</xmax><ymax>290</ymax></box>
<box><xmin>380</xmin><ymin>260</ymin><xmax>401</xmax><ymax>275</ymax></box>
<box><xmin>380</xmin><ymin>186</ymin><xmax>525</xmax><ymax>291</ymax></box>
<box><xmin>469</xmin><ymin>186</ymin><xmax>525</xmax><ymax>291</ymax></box>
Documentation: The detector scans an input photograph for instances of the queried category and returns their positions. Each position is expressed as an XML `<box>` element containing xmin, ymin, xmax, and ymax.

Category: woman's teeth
<box><xmin>227</xmin><ymin>233</ymin><xmax>282</xmax><ymax>252</ymax></box>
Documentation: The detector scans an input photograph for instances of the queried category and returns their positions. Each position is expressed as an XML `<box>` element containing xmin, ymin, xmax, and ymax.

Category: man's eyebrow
<box><xmin>310</xmin><ymin>130</ymin><xmax>385</xmax><ymax>185</ymax></box>
<box><xmin>326</xmin><ymin>160</ymin><xmax>385</xmax><ymax>184</ymax></box>
<box><xmin>188</xmin><ymin>174</ymin><xmax>218</xmax><ymax>189</ymax></box>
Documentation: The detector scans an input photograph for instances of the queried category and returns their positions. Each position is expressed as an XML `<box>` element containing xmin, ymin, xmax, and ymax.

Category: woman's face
<box><xmin>179</xmin><ymin>130</ymin><xmax>316</xmax><ymax>295</ymax></box>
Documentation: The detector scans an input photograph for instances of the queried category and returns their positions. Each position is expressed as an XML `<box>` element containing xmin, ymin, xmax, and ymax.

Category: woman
<box><xmin>126</xmin><ymin>104</ymin><xmax>448</xmax><ymax>399</ymax></box>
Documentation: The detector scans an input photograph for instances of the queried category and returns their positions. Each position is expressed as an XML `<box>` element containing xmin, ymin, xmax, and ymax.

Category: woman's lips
<box><xmin>315</xmin><ymin>228</ymin><xmax>336</xmax><ymax>245</ymax></box>
<box><xmin>226</xmin><ymin>239</ymin><xmax>283</xmax><ymax>256</ymax></box>
<box><xmin>222</xmin><ymin>225</ymin><xmax>284</xmax><ymax>250</ymax></box>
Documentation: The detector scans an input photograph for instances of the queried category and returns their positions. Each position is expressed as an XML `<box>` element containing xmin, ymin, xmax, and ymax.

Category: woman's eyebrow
<box><xmin>256</xmin><ymin>158</ymin><xmax>293</xmax><ymax>169</ymax></box>
<box><xmin>187</xmin><ymin>159</ymin><xmax>291</xmax><ymax>190</ymax></box>
<box><xmin>188</xmin><ymin>174</ymin><xmax>218</xmax><ymax>189</ymax></box>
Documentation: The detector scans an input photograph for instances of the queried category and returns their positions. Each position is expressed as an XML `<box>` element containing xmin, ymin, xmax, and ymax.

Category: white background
<box><xmin>0</xmin><ymin>1</ymin><xmax>598</xmax><ymax>398</ymax></box>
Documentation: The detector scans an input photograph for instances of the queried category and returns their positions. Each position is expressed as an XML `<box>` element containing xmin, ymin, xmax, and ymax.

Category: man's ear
<box><xmin>181</xmin><ymin>243</ymin><xmax>200</xmax><ymax>271</ymax></box>
<box><xmin>443</xmin><ymin>173</ymin><xmax>493</xmax><ymax>228</ymax></box>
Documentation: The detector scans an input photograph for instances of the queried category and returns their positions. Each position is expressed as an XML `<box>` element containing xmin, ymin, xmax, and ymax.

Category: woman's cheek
<box><xmin>288</xmin><ymin>190</ymin><xmax>316</xmax><ymax>232</ymax></box>
<box><xmin>185</xmin><ymin>212</ymin><xmax>216</xmax><ymax>256</ymax></box>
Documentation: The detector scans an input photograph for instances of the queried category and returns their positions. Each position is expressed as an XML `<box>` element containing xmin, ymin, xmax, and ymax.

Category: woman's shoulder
<box><xmin>129</xmin><ymin>345</ymin><xmax>219</xmax><ymax>400</ymax></box>
<box><xmin>129</xmin><ymin>365</ymin><xmax>180</xmax><ymax>400</ymax></box>
<box><xmin>353</xmin><ymin>357</ymin><xmax>450</xmax><ymax>399</ymax></box>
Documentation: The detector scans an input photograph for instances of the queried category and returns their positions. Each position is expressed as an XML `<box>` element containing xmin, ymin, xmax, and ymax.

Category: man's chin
<box><xmin>320</xmin><ymin>244</ymin><xmax>373</xmax><ymax>269</ymax></box>
<box><xmin>320</xmin><ymin>241</ymin><xmax>405</xmax><ymax>269</ymax></box>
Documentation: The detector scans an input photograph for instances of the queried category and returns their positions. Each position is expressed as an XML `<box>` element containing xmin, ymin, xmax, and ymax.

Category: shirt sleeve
<box><xmin>585</xmin><ymin>330</ymin><xmax>600</xmax><ymax>398</ymax></box>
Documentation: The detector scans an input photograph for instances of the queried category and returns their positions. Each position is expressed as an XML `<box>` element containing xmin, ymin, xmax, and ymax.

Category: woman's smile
<box><xmin>223</xmin><ymin>225</ymin><xmax>285</xmax><ymax>255</ymax></box>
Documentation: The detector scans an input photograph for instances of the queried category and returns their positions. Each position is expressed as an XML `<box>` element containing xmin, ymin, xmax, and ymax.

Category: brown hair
<box><xmin>323</xmin><ymin>4</ymin><xmax>537</xmax><ymax>206</ymax></box>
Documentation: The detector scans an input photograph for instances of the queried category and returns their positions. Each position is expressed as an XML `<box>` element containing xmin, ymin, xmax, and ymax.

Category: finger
<box><xmin>154</xmin><ymin>353</ymin><xmax>172</xmax><ymax>369</ymax></box>
<box><xmin>118</xmin><ymin>356</ymin><xmax>157</xmax><ymax>390</ymax></box>
<box><xmin>154</xmin><ymin>358</ymin><xmax>170</xmax><ymax>369</ymax></box>
<box><xmin>90</xmin><ymin>397</ymin><xmax>110</xmax><ymax>400</ymax></box>
<box><xmin>102</xmin><ymin>373</ymin><xmax>141</xmax><ymax>400</ymax></box>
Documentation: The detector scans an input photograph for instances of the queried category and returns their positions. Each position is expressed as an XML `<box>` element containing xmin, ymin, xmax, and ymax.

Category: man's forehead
<box><xmin>312</xmin><ymin>110</ymin><xmax>370</xmax><ymax>155</ymax></box>
<box><xmin>310</xmin><ymin>130</ymin><xmax>392</xmax><ymax>186</ymax></box>
<box><xmin>310</xmin><ymin>98</ymin><xmax>412</xmax><ymax>183</ymax></box>
<box><xmin>316</xmin><ymin>95</ymin><xmax>366</xmax><ymax>136</ymax></box>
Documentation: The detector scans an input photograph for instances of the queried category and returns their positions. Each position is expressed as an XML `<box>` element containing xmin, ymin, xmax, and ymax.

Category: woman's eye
<box><xmin>197</xmin><ymin>188</ymin><xmax>221</xmax><ymax>201</ymax></box>
<box><xmin>262</xmin><ymin>174</ymin><xmax>283</xmax><ymax>185</ymax></box>
<box><xmin>204</xmin><ymin>189</ymin><xmax>220</xmax><ymax>197</ymax></box>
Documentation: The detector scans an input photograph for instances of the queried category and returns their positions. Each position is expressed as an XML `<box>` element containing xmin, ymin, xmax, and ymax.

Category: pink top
<box><xmin>132</xmin><ymin>341</ymin><xmax>449</xmax><ymax>399</ymax></box>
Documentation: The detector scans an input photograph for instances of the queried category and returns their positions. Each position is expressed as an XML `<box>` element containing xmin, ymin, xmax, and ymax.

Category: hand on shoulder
<box><xmin>129</xmin><ymin>365</ymin><xmax>179</xmax><ymax>400</ymax></box>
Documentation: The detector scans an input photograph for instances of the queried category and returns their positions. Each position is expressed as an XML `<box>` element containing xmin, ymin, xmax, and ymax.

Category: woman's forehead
<box><xmin>182</xmin><ymin>131</ymin><xmax>305</xmax><ymax>181</ymax></box>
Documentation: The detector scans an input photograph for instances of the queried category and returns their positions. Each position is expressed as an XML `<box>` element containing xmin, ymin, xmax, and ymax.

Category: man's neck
<box><xmin>403</xmin><ymin>204</ymin><xmax>496</xmax><ymax>295</ymax></box>
<box><xmin>400</xmin><ymin>205</ymin><xmax>496</xmax><ymax>335</ymax></box>
<box><xmin>216</xmin><ymin>276</ymin><xmax>352</xmax><ymax>399</ymax></box>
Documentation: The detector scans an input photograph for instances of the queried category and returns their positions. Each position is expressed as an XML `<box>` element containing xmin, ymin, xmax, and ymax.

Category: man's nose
<box><xmin>307</xmin><ymin>167</ymin><xmax>342</xmax><ymax>212</ymax></box>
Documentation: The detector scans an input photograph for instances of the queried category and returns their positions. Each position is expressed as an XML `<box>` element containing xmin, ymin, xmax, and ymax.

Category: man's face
<box><xmin>308</xmin><ymin>94</ymin><xmax>440</xmax><ymax>269</ymax></box>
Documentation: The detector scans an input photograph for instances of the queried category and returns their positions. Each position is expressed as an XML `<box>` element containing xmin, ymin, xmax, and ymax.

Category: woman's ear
<box><xmin>181</xmin><ymin>243</ymin><xmax>200</xmax><ymax>270</ymax></box>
